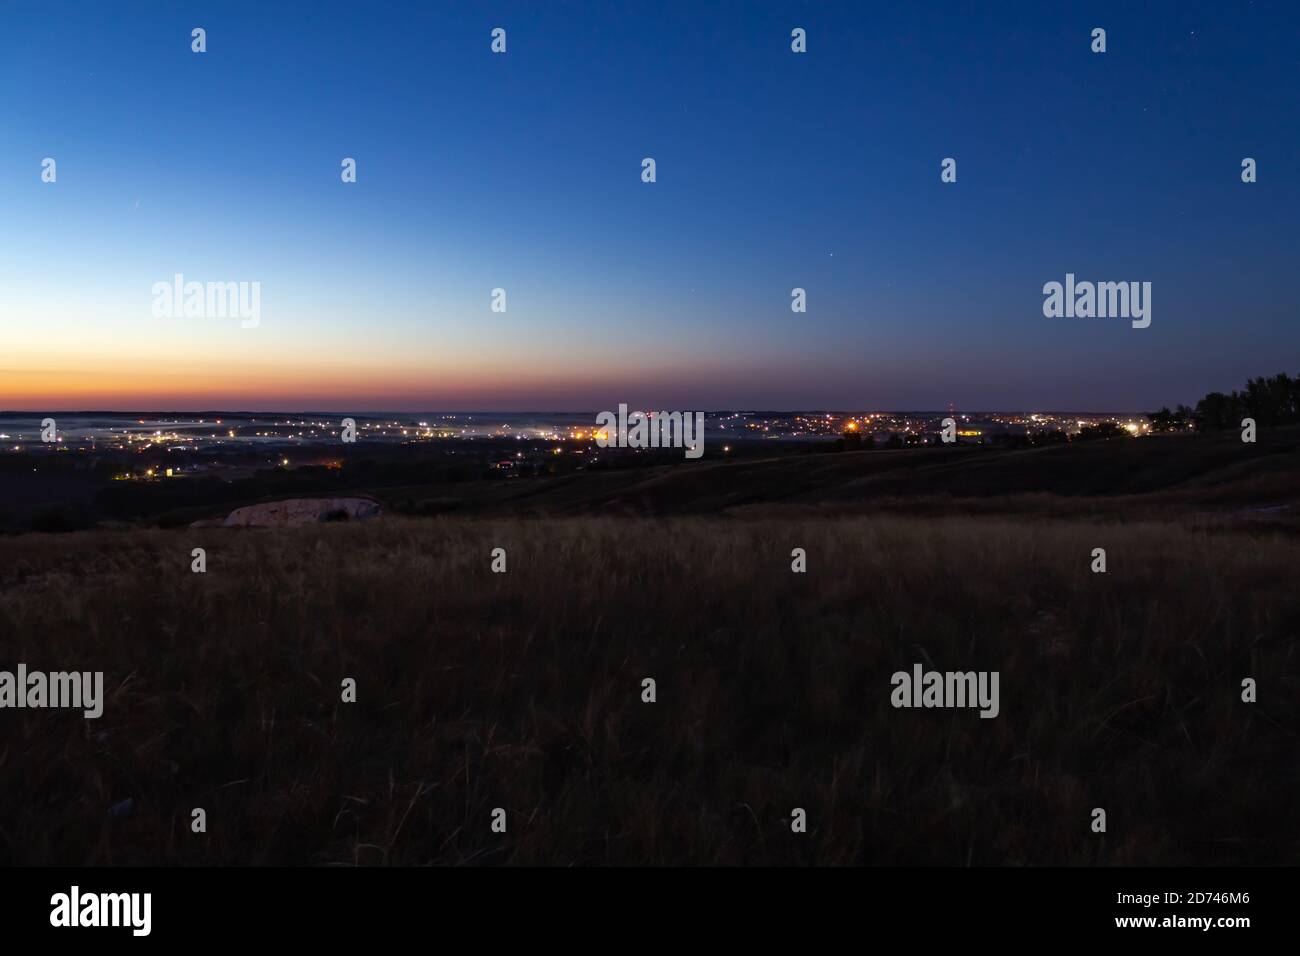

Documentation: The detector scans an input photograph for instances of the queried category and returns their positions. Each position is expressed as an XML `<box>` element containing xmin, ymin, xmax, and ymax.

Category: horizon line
<box><xmin>0</xmin><ymin>407</ymin><xmax>1156</xmax><ymax>417</ymax></box>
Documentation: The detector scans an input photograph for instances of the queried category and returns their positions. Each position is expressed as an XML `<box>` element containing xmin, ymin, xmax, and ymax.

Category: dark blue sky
<box><xmin>2</xmin><ymin>1</ymin><xmax>1297</xmax><ymax>411</ymax></box>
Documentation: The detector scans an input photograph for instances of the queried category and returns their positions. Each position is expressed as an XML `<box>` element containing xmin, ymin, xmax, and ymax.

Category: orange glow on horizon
<box><xmin>0</xmin><ymin>359</ymin><xmax>724</xmax><ymax>411</ymax></box>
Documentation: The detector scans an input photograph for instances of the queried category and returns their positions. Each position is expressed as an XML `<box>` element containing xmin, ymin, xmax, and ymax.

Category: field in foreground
<box><xmin>1</xmin><ymin>514</ymin><xmax>1297</xmax><ymax>865</ymax></box>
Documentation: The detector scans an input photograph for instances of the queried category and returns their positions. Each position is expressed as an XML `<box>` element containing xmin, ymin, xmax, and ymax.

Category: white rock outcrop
<box><xmin>221</xmin><ymin>497</ymin><xmax>381</xmax><ymax>528</ymax></box>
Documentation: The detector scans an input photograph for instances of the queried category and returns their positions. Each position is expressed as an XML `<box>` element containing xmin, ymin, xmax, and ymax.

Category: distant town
<box><xmin>0</xmin><ymin>410</ymin><xmax>1157</xmax><ymax>481</ymax></box>
<box><xmin>0</xmin><ymin>409</ymin><xmax>1153</xmax><ymax>447</ymax></box>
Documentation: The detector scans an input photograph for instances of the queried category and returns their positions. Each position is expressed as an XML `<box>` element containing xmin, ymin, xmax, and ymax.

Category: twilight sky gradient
<box><xmin>2</xmin><ymin>1</ymin><xmax>1297</xmax><ymax>412</ymax></box>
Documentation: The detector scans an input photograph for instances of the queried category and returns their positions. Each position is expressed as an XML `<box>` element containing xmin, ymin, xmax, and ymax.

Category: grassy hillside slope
<box><xmin>2</xmin><ymin>514</ymin><xmax>1296</xmax><ymax>864</ymax></box>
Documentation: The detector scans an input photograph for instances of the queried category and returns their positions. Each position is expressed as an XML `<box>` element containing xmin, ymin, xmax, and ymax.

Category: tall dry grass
<box><xmin>0</xmin><ymin>515</ymin><xmax>1296</xmax><ymax>864</ymax></box>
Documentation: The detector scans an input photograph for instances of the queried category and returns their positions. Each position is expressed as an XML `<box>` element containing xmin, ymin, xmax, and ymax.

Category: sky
<box><xmin>1</xmin><ymin>0</ymin><xmax>1297</xmax><ymax>412</ymax></box>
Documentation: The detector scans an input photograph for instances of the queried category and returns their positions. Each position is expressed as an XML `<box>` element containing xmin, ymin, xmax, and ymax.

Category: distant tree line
<box><xmin>1075</xmin><ymin>421</ymin><xmax>1127</xmax><ymax>441</ymax></box>
<box><xmin>1150</xmin><ymin>373</ymin><xmax>1300</xmax><ymax>432</ymax></box>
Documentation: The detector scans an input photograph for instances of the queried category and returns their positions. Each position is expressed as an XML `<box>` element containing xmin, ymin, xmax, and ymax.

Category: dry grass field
<box><xmin>2</xmin><ymin>514</ymin><xmax>1296</xmax><ymax>865</ymax></box>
